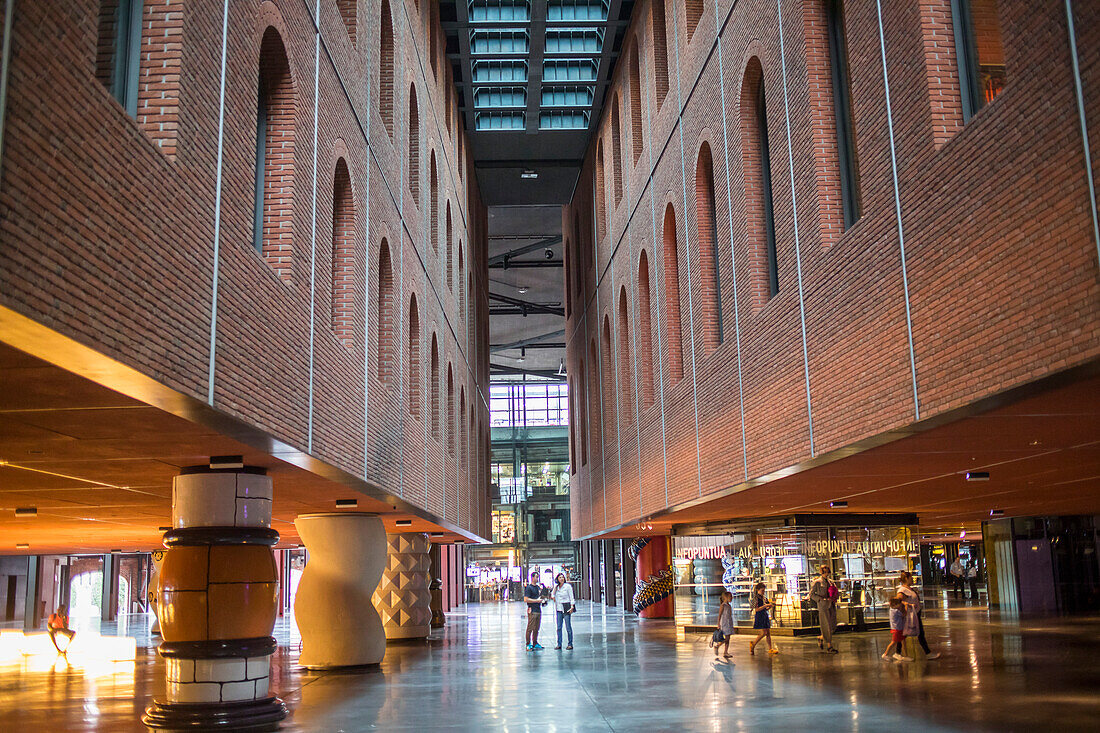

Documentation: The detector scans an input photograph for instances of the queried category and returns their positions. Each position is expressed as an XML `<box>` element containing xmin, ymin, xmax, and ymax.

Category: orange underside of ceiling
<box><xmin>0</xmin><ymin>343</ymin><xmax>469</xmax><ymax>554</ymax></box>
<box><xmin>589</xmin><ymin>370</ymin><xmax>1100</xmax><ymax>541</ymax></box>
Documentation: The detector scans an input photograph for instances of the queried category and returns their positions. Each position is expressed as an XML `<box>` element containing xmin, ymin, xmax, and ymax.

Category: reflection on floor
<box><xmin>1</xmin><ymin>602</ymin><xmax>1097</xmax><ymax>731</ymax></box>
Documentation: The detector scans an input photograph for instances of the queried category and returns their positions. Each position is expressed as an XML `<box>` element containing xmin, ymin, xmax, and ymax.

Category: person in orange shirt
<box><xmin>47</xmin><ymin>604</ymin><xmax>75</xmax><ymax>654</ymax></box>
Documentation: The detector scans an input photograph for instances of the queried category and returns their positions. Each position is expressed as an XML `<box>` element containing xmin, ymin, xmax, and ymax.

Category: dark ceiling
<box><xmin>441</xmin><ymin>0</ymin><xmax>633</xmax><ymax>205</ymax></box>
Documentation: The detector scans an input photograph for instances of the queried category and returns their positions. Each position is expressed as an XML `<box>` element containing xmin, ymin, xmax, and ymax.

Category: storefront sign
<box><xmin>805</xmin><ymin>538</ymin><xmax>917</xmax><ymax>556</ymax></box>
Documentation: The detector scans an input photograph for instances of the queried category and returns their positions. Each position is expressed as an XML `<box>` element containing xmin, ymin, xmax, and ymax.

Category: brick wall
<box><xmin>0</xmin><ymin>0</ymin><xmax>489</xmax><ymax>540</ymax></box>
<box><xmin>564</xmin><ymin>0</ymin><xmax>1100</xmax><ymax>539</ymax></box>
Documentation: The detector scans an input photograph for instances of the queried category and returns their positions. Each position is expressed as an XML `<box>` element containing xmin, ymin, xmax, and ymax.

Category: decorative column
<box><xmin>143</xmin><ymin>466</ymin><xmax>287</xmax><ymax>730</ymax></box>
<box><xmin>294</xmin><ymin>513</ymin><xmax>386</xmax><ymax>668</ymax></box>
<box><xmin>372</xmin><ymin>533</ymin><xmax>431</xmax><ymax>640</ymax></box>
<box><xmin>631</xmin><ymin>536</ymin><xmax>675</xmax><ymax>619</ymax></box>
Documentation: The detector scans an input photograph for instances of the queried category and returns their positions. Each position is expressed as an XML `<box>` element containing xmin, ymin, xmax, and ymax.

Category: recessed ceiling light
<box><xmin>158</xmin><ymin>526</ymin><xmax>172</xmax><ymax>532</ymax></box>
<box><xmin>209</xmin><ymin>455</ymin><xmax>244</xmax><ymax>469</ymax></box>
<box><xmin>517</xmin><ymin>285</ymin><xmax>529</xmax><ymax>294</ymax></box>
<box><xmin>517</xmin><ymin>347</ymin><xmax>526</xmax><ymax>362</ymax></box>
<box><xmin>14</xmin><ymin>507</ymin><xmax>37</xmax><ymax>517</ymax></box>
<box><xmin>336</xmin><ymin>499</ymin><xmax>358</xmax><ymax>508</ymax></box>
<box><xmin>395</xmin><ymin>519</ymin><xmax>412</xmax><ymax>527</ymax></box>
<box><xmin>1029</xmin><ymin>440</ymin><xmax>1040</xmax><ymax>446</ymax></box>
<box><xmin>520</xmin><ymin>169</ymin><xmax>538</xmax><ymax>179</ymax></box>
<box><xmin>989</xmin><ymin>509</ymin><xmax>1005</xmax><ymax>517</ymax></box>
<box><xmin>965</xmin><ymin>471</ymin><xmax>990</xmax><ymax>481</ymax></box>
<box><xmin>829</xmin><ymin>501</ymin><xmax>848</xmax><ymax>509</ymax></box>
<box><xmin>430</xmin><ymin>532</ymin><xmax>444</xmax><ymax>538</ymax></box>
<box><xmin>15</xmin><ymin>543</ymin><xmax>28</xmax><ymax>549</ymax></box>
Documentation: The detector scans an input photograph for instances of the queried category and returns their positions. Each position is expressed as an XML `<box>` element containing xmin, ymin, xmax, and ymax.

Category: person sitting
<box><xmin>47</xmin><ymin>604</ymin><xmax>75</xmax><ymax>655</ymax></box>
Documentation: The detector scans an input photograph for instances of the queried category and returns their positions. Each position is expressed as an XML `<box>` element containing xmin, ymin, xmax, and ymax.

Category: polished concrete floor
<box><xmin>1</xmin><ymin>600</ymin><xmax>1098</xmax><ymax>731</ymax></box>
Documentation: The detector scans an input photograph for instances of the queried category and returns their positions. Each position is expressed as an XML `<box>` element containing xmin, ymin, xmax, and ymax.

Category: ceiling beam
<box><xmin>491</xmin><ymin>329</ymin><xmax>566</xmax><ymax>353</ymax></box>
<box><xmin>487</xmin><ymin>235</ymin><xmax>562</xmax><ymax>265</ymax></box>
<box><xmin>487</xmin><ymin>291</ymin><xmax>564</xmax><ymax>317</ymax></box>
<box><xmin>490</xmin><ymin>362</ymin><xmax>565</xmax><ymax>381</ymax></box>
<box><xmin>489</xmin><ymin>259</ymin><xmax>562</xmax><ymax>269</ymax></box>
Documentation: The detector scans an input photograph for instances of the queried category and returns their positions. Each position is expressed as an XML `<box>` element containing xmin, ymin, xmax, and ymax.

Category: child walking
<box><xmin>881</xmin><ymin>596</ymin><xmax>914</xmax><ymax>662</ymax></box>
<box><xmin>711</xmin><ymin>591</ymin><xmax>735</xmax><ymax>659</ymax></box>
<box><xmin>748</xmin><ymin>583</ymin><xmax>778</xmax><ymax>655</ymax></box>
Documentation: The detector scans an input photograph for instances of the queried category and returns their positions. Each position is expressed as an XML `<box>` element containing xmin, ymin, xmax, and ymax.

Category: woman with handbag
<box><xmin>552</xmin><ymin>572</ymin><xmax>576</xmax><ymax>650</ymax></box>
<box><xmin>807</xmin><ymin>565</ymin><xmax>839</xmax><ymax>653</ymax></box>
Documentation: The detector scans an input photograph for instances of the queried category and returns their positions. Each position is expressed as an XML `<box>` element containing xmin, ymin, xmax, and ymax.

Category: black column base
<box><xmin>142</xmin><ymin>696</ymin><xmax>287</xmax><ymax>731</ymax></box>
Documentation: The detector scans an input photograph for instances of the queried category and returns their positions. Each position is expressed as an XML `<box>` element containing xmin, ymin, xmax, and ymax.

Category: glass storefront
<box><xmin>674</xmin><ymin>525</ymin><xmax>920</xmax><ymax>631</ymax></box>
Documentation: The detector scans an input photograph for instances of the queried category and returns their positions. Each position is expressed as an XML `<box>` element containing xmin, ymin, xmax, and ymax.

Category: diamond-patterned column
<box><xmin>372</xmin><ymin>533</ymin><xmax>431</xmax><ymax>639</ymax></box>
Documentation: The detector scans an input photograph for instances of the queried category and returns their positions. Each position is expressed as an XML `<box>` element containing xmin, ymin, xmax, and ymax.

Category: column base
<box><xmin>142</xmin><ymin>697</ymin><xmax>287</xmax><ymax>731</ymax></box>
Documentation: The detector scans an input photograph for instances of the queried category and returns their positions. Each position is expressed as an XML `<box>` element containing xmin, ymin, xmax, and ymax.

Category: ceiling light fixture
<box><xmin>520</xmin><ymin>169</ymin><xmax>538</xmax><ymax>179</ymax></box>
<box><xmin>430</xmin><ymin>532</ymin><xmax>444</xmax><ymax>538</ymax></box>
<box><xmin>989</xmin><ymin>509</ymin><xmax>1005</xmax><ymax>517</ymax></box>
<box><xmin>158</xmin><ymin>526</ymin><xmax>172</xmax><ymax>532</ymax></box>
<box><xmin>517</xmin><ymin>285</ymin><xmax>529</xmax><ymax>294</ymax></box>
<box><xmin>336</xmin><ymin>499</ymin><xmax>358</xmax><ymax>508</ymax></box>
<box><xmin>210</xmin><ymin>455</ymin><xmax>244</xmax><ymax>470</ymax></box>
<box><xmin>395</xmin><ymin>519</ymin><xmax>412</xmax><ymax>527</ymax></box>
<box><xmin>965</xmin><ymin>471</ymin><xmax>990</xmax><ymax>481</ymax></box>
<box><xmin>14</xmin><ymin>507</ymin><xmax>37</xmax><ymax>517</ymax></box>
<box><xmin>15</xmin><ymin>543</ymin><xmax>28</xmax><ymax>550</ymax></box>
<box><xmin>829</xmin><ymin>501</ymin><xmax>848</xmax><ymax>509</ymax></box>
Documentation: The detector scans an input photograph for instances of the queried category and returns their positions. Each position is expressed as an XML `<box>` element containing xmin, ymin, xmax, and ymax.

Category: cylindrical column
<box><xmin>143</xmin><ymin>467</ymin><xmax>287</xmax><ymax>730</ymax></box>
<box><xmin>636</xmin><ymin>536</ymin><xmax>674</xmax><ymax>619</ymax></box>
<box><xmin>372</xmin><ymin>533</ymin><xmax>431</xmax><ymax>640</ymax></box>
<box><xmin>294</xmin><ymin>513</ymin><xmax>386</xmax><ymax>668</ymax></box>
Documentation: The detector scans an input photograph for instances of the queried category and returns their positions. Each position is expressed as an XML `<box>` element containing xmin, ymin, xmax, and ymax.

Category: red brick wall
<box><xmin>564</xmin><ymin>0</ymin><xmax>1100</xmax><ymax>539</ymax></box>
<box><xmin>0</xmin><ymin>0</ymin><xmax>489</xmax><ymax>539</ymax></box>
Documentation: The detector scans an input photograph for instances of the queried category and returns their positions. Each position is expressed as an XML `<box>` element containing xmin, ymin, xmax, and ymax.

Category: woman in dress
<box><xmin>896</xmin><ymin>571</ymin><xmax>941</xmax><ymax>659</ymax></box>
<box><xmin>748</xmin><ymin>583</ymin><xmax>778</xmax><ymax>655</ymax></box>
<box><xmin>712</xmin><ymin>591</ymin><xmax>735</xmax><ymax>659</ymax></box>
<box><xmin>807</xmin><ymin>565</ymin><xmax>839</xmax><ymax>653</ymax></box>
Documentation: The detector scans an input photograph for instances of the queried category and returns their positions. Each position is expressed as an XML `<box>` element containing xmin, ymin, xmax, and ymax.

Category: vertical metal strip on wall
<box><xmin>671</xmin><ymin>0</ymin><xmax>705</xmax><ymax>496</ymax></box>
<box><xmin>775</xmin><ymin>0</ymin><xmax>816</xmax><ymax>455</ymax></box>
<box><xmin>307</xmin><ymin>1</ymin><xmax>320</xmax><ymax>452</ymax></box>
<box><xmin>875</xmin><ymin>0</ymin><xmax>921</xmax><ymax>421</ymax></box>
<box><xmin>645</xmin><ymin>116</ymin><xmax>671</xmax><ymax>508</ymax></box>
<box><xmin>714</xmin><ymin>0</ymin><xmax>750</xmax><ymax>480</ymax></box>
<box><xmin>1064</xmin><ymin>0</ymin><xmax>1100</xmax><ymax>268</ymax></box>
<box><xmin>206</xmin><ymin>0</ymin><xmax>230</xmax><ymax>405</ymax></box>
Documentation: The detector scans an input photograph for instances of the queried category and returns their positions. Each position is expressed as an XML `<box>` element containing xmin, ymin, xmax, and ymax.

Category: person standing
<box><xmin>552</xmin><ymin>572</ymin><xmax>576</xmax><ymax>650</ymax></box>
<box><xmin>524</xmin><ymin>571</ymin><xmax>544</xmax><ymax>651</ymax></box>
<box><xmin>807</xmin><ymin>565</ymin><xmax>839</xmax><ymax>653</ymax></box>
<box><xmin>748</xmin><ymin>583</ymin><xmax>778</xmax><ymax>655</ymax></box>
<box><xmin>967</xmin><ymin>560</ymin><xmax>980</xmax><ymax>603</ymax></box>
<box><xmin>897</xmin><ymin>571</ymin><xmax>941</xmax><ymax>659</ymax></box>
<box><xmin>949</xmin><ymin>556</ymin><xmax>965</xmax><ymax>600</ymax></box>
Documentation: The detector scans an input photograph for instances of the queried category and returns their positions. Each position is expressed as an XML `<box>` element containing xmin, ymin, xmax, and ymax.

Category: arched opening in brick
<box><xmin>588</xmin><ymin>338</ymin><xmax>601</xmax><ymax>458</ymax></box>
<box><xmin>686</xmin><ymin>0</ymin><xmax>703</xmax><ymax>40</ymax></box>
<box><xmin>458</xmin><ymin>243</ymin><xmax>465</xmax><ymax>325</ymax></box>
<box><xmin>695</xmin><ymin>141</ymin><xmax>724</xmax><ymax>352</ymax></box>
<box><xmin>254</xmin><ymin>26</ymin><xmax>296</xmax><ymax>282</ymax></box>
<box><xmin>377</xmin><ymin>239</ymin><xmax>395</xmax><ymax>384</ymax></box>
<box><xmin>408</xmin><ymin>84</ymin><xmax>420</xmax><ymax>203</ymax></box>
<box><xmin>573</xmin><ymin>212</ymin><xmax>584</xmax><ymax>299</ymax></box>
<box><xmin>663</xmin><ymin>203</ymin><xmax>685</xmax><ymax>383</ymax></box>
<box><xmin>459</xmin><ymin>387</ymin><xmax>466</xmax><ymax>471</ymax></box>
<box><xmin>617</xmin><ymin>286</ymin><xmax>632</xmax><ymax>427</ymax></box>
<box><xmin>379</xmin><ymin>0</ymin><xmax>394</xmax><ymax>136</ymax></box>
<box><xmin>629</xmin><ymin>41</ymin><xmax>643</xmax><ymax>165</ymax></box>
<box><xmin>331</xmin><ymin>157</ymin><xmax>355</xmax><ymax>347</ymax></box>
<box><xmin>825</xmin><ymin>0</ymin><xmax>861</xmax><ymax>230</ymax></box>
<box><xmin>429</xmin><ymin>152</ymin><xmax>438</xmax><ymax>255</ymax></box>
<box><xmin>447</xmin><ymin>364</ymin><xmax>455</xmax><ymax>456</ymax></box>
<box><xmin>638</xmin><ymin>249</ymin><xmax>655</xmax><ymax>408</ymax></box>
<box><xmin>652</xmin><ymin>1</ymin><xmax>669</xmax><ymax>107</ymax></box>
<box><xmin>577</xmin><ymin>355</ymin><xmax>588</xmax><ymax>466</ymax></box>
<box><xmin>431</xmin><ymin>333</ymin><xmax>440</xmax><ymax>438</ymax></box>
<box><xmin>601</xmin><ymin>315</ymin><xmax>616</xmax><ymax>445</ymax></box>
<box><xmin>445</xmin><ymin>202</ymin><xmax>453</xmax><ymax>291</ymax></box>
<box><xmin>408</xmin><ymin>294</ymin><xmax>421</xmax><ymax>416</ymax></box>
<box><xmin>611</xmin><ymin>96</ymin><xmax>623</xmax><ymax>205</ymax></box>
<box><xmin>740</xmin><ymin>57</ymin><xmax>779</xmax><ymax>302</ymax></box>
<box><xmin>337</xmin><ymin>0</ymin><xmax>356</xmax><ymax>45</ymax></box>
<box><xmin>595</xmin><ymin>140</ymin><xmax>606</xmax><ymax>239</ymax></box>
